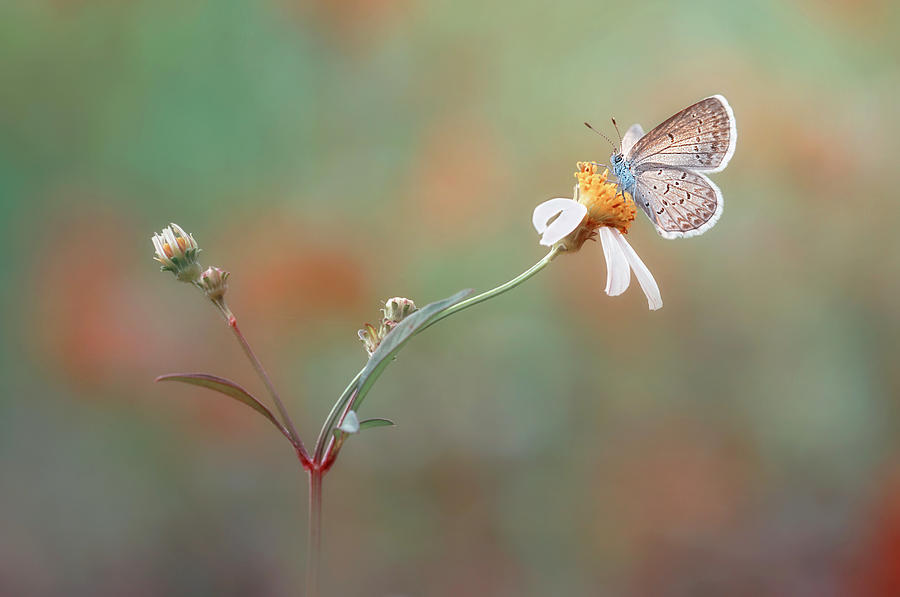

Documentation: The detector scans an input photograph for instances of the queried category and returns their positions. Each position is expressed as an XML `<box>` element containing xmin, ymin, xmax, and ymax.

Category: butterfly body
<box><xmin>611</xmin><ymin>154</ymin><xmax>636</xmax><ymax>195</ymax></box>
<box><xmin>608</xmin><ymin>95</ymin><xmax>736</xmax><ymax>240</ymax></box>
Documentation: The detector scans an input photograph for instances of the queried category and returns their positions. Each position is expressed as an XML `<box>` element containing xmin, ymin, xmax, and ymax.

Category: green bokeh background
<box><xmin>2</xmin><ymin>0</ymin><xmax>899</xmax><ymax>595</ymax></box>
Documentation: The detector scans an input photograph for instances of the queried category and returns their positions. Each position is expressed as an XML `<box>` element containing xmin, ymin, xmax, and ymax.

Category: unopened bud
<box><xmin>383</xmin><ymin>297</ymin><xmax>417</xmax><ymax>324</ymax></box>
<box><xmin>358</xmin><ymin>297</ymin><xmax>417</xmax><ymax>358</ymax></box>
<box><xmin>198</xmin><ymin>266</ymin><xmax>229</xmax><ymax>301</ymax></box>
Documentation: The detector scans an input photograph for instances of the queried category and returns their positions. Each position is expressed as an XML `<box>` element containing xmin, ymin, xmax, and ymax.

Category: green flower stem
<box><xmin>417</xmin><ymin>246</ymin><xmax>563</xmax><ymax>333</ymax></box>
<box><xmin>316</xmin><ymin>246</ymin><xmax>564</xmax><ymax>468</ymax></box>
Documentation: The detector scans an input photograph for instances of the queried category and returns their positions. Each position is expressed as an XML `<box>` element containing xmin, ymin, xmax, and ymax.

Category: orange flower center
<box><xmin>561</xmin><ymin>162</ymin><xmax>636</xmax><ymax>252</ymax></box>
<box><xmin>576</xmin><ymin>162</ymin><xmax>635</xmax><ymax>233</ymax></box>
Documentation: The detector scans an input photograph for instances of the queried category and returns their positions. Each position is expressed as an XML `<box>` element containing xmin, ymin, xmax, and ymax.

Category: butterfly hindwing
<box><xmin>626</xmin><ymin>95</ymin><xmax>736</xmax><ymax>173</ymax></box>
<box><xmin>632</xmin><ymin>164</ymin><xmax>722</xmax><ymax>240</ymax></box>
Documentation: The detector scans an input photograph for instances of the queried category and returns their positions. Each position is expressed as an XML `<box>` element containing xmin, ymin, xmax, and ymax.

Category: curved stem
<box><xmin>332</xmin><ymin>248</ymin><xmax>563</xmax><ymax>462</ymax></box>
<box><xmin>418</xmin><ymin>246</ymin><xmax>562</xmax><ymax>333</ymax></box>
<box><xmin>317</xmin><ymin>248</ymin><xmax>563</xmax><ymax>467</ymax></box>
<box><xmin>307</xmin><ymin>248</ymin><xmax>563</xmax><ymax>591</ymax></box>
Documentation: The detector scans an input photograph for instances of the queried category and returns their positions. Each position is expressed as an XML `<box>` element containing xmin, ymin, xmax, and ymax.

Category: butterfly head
<box><xmin>610</xmin><ymin>152</ymin><xmax>634</xmax><ymax>191</ymax></box>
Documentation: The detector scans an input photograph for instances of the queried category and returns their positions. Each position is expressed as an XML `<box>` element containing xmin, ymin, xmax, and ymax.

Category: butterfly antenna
<box><xmin>610</xmin><ymin>117</ymin><xmax>623</xmax><ymax>148</ymax></box>
<box><xmin>583</xmin><ymin>121</ymin><xmax>616</xmax><ymax>151</ymax></box>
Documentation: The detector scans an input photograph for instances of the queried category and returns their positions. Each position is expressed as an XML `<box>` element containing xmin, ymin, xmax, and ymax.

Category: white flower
<box><xmin>532</xmin><ymin>163</ymin><xmax>662</xmax><ymax>311</ymax></box>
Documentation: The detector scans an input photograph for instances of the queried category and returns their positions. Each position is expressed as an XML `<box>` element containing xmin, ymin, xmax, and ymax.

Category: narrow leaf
<box><xmin>359</xmin><ymin>418</ymin><xmax>395</xmax><ymax>430</ymax></box>
<box><xmin>156</xmin><ymin>373</ymin><xmax>292</xmax><ymax>441</ymax></box>
<box><xmin>353</xmin><ymin>288</ymin><xmax>472</xmax><ymax>410</ymax></box>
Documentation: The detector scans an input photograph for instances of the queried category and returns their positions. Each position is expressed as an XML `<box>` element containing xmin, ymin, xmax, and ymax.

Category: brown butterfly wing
<box><xmin>626</xmin><ymin>95</ymin><xmax>736</xmax><ymax>173</ymax></box>
<box><xmin>632</xmin><ymin>164</ymin><xmax>722</xmax><ymax>239</ymax></box>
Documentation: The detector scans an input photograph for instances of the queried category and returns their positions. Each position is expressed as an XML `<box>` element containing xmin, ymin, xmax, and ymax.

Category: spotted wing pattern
<box><xmin>626</xmin><ymin>95</ymin><xmax>736</xmax><ymax>173</ymax></box>
<box><xmin>632</xmin><ymin>164</ymin><xmax>722</xmax><ymax>239</ymax></box>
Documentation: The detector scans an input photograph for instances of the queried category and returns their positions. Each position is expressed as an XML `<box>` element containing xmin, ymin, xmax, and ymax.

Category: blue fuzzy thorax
<box><xmin>611</xmin><ymin>153</ymin><xmax>635</xmax><ymax>194</ymax></box>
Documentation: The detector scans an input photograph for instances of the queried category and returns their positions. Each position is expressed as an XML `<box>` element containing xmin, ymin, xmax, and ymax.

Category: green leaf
<box><xmin>359</xmin><ymin>417</ymin><xmax>395</xmax><ymax>430</ymax></box>
<box><xmin>352</xmin><ymin>288</ymin><xmax>472</xmax><ymax>411</ymax></box>
<box><xmin>155</xmin><ymin>373</ymin><xmax>293</xmax><ymax>442</ymax></box>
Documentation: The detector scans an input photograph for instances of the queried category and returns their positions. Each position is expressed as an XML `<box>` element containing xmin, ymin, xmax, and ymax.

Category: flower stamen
<box><xmin>563</xmin><ymin>162</ymin><xmax>636</xmax><ymax>252</ymax></box>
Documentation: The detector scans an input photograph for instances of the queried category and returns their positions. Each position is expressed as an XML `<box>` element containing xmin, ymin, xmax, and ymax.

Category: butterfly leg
<box><xmin>615</xmin><ymin>182</ymin><xmax>633</xmax><ymax>202</ymax></box>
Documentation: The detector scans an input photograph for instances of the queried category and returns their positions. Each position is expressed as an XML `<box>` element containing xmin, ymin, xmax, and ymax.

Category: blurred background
<box><xmin>1</xmin><ymin>0</ymin><xmax>898</xmax><ymax>595</ymax></box>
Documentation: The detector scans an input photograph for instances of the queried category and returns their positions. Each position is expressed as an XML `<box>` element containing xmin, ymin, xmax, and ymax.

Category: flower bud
<box><xmin>382</xmin><ymin>297</ymin><xmax>417</xmax><ymax>324</ymax></box>
<box><xmin>151</xmin><ymin>223</ymin><xmax>202</xmax><ymax>283</ymax></box>
<box><xmin>358</xmin><ymin>297</ymin><xmax>417</xmax><ymax>357</ymax></box>
<box><xmin>198</xmin><ymin>266</ymin><xmax>229</xmax><ymax>301</ymax></box>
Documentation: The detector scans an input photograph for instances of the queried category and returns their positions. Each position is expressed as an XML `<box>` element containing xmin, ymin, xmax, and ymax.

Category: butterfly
<box><xmin>608</xmin><ymin>95</ymin><xmax>736</xmax><ymax>240</ymax></box>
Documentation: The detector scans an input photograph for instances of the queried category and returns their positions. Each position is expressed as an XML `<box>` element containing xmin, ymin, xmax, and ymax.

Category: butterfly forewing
<box><xmin>632</xmin><ymin>165</ymin><xmax>722</xmax><ymax>239</ymax></box>
<box><xmin>626</xmin><ymin>95</ymin><xmax>736</xmax><ymax>173</ymax></box>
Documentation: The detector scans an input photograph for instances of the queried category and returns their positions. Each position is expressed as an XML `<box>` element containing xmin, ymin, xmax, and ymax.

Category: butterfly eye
<box><xmin>614</xmin><ymin>155</ymin><xmax>623</xmax><ymax>164</ymax></box>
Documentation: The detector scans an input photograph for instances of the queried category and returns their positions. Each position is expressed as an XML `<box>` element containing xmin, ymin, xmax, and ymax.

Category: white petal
<box><xmin>171</xmin><ymin>223</ymin><xmax>198</xmax><ymax>250</ymax></box>
<box><xmin>540</xmin><ymin>203</ymin><xmax>587</xmax><ymax>246</ymax></box>
<box><xmin>170</xmin><ymin>222</ymin><xmax>188</xmax><ymax>239</ymax></box>
<box><xmin>151</xmin><ymin>234</ymin><xmax>173</xmax><ymax>266</ymax></box>
<box><xmin>598</xmin><ymin>227</ymin><xmax>630</xmax><ymax>296</ymax></box>
<box><xmin>163</xmin><ymin>227</ymin><xmax>180</xmax><ymax>256</ymax></box>
<box><xmin>532</xmin><ymin>198</ymin><xmax>578</xmax><ymax>234</ymax></box>
<box><xmin>532</xmin><ymin>200</ymin><xmax>587</xmax><ymax>247</ymax></box>
<box><xmin>151</xmin><ymin>234</ymin><xmax>164</xmax><ymax>257</ymax></box>
<box><xmin>612</xmin><ymin>230</ymin><xmax>663</xmax><ymax>310</ymax></box>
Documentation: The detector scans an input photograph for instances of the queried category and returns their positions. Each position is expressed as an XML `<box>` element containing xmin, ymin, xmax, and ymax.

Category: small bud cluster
<box><xmin>151</xmin><ymin>223</ymin><xmax>231</xmax><ymax>305</ymax></box>
<box><xmin>383</xmin><ymin>297</ymin><xmax>417</xmax><ymax>327</ymax></box>
<box><xmin>358</xmin><ymin>297</ymin><xmax>418</xmax><ymax>357</ymax></box>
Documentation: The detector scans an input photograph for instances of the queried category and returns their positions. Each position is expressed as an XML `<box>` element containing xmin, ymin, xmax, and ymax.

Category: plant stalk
<box><xmin>206</xmin><ymin>295</ymin><xmax>309</xmax><ymax>464</ymax></box>
<box><xmin>306</xmin><ymin>468</ymin><xmax>324</xmax><ymax>597</ymax></box>
<box><xmin>313</xmin><ymin>369</ymin><xmax>363</xmax><ymax>464</ymax></box>
<box><xmin>418</xmin><ymin>246</ymin><xmax>562</xmax><ymax>333</ymax></box>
